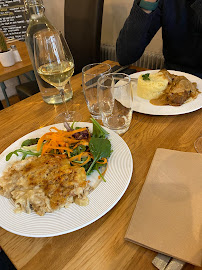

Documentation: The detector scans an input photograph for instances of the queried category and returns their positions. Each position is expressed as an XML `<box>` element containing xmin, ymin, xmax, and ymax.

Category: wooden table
<box><xmin>0</xmin><ymin>40</ymin><xmax>33</xmax><ymax>106</ymax></box>
<box><xmin>0</xmin><ymin>40</ymin><xmax>32</xmax><ymax>82</ymax></box>
<box><xmin>0</xmin><ymin>60</ymin><xmax>201</xmax><ymax>270</ymax></box>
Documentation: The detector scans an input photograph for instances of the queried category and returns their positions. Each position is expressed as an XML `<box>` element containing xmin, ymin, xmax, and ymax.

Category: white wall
<box><xmin>43</xmin><ymin>0</ymin><xmax>162</xmax><ymax>53</ymax></box>
<box><xmin>102</xmin><ymin>0</ymin><xmax>134</xmax><ymax>45</ymax></box>
<box><xmin>43</xmin><ymin>0</ymin><xmax>65</xmax><ymax>34</ymax></box>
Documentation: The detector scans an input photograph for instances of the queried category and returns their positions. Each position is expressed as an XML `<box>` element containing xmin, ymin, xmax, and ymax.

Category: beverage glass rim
<box><xmin>82</xmin><ymin>63</ymin><xmax>111</xmax><ymax>75</ymax></box>
<box><xmin>97</xmin><ymin>72</ymin><xmax>131</xmax><ymax>88</ymax></box>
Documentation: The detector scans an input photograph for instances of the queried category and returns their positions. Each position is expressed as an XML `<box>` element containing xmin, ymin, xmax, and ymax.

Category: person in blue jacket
<box><xmin>116</xmin><ymin>0</ymin><xmax>202</xmax><ymax>78</ymax></box>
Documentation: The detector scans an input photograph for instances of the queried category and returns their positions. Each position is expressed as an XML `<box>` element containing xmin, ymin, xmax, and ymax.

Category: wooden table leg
<box><xmin>0</xmin><ymin>82</ymin><xmax>10</xmax><ymax>107</ymax></box>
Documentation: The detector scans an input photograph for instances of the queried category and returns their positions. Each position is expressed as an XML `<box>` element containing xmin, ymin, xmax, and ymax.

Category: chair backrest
<box><xmin>64</xmin><ymin>0</ymin><xmax>104</xmax><ymax>74</ymax></box>
<box><xmin>0</xmin><ymin>101</ymin><xmax>3</xmax><ymax>110</ymax></box>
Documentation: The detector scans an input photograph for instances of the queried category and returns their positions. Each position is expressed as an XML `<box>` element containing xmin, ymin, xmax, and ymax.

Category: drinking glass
<box><xmin>97</xmin><ymin>73</ymin><xmax>133</xmax><ymax>134</ymax></box>
<box><xmin>194</xmin><ymin>136</ymin><xmax>202</xmax><ymax>153</ymax></box>
<box><xmin>82</xmin><ymin>63</ymin><xmax>111</xmax><ymax>119</ymax></box>
<box><xmin>34</xmin><ymin>29</ymin><xmax>81</xmax><ymax>123</ymax></box>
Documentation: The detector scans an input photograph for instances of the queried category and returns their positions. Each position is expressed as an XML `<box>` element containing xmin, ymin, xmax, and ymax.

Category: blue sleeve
<box><xmin>116</xmin><ymin>0</ymin><xmax>162</xmax><ymax>65</ymax></box>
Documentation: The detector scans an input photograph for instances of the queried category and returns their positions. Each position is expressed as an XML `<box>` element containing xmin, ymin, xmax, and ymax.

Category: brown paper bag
<box><xmin>125</xmin><ymin>148</ymin><xmax>202</xmax><ymax>266</ymax></box>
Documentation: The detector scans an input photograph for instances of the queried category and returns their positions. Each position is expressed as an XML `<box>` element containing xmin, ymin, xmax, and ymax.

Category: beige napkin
<box><xmin>125</xmin><ymin>148</ymin><xmax>202</xmax><ymax>266</ymax></box>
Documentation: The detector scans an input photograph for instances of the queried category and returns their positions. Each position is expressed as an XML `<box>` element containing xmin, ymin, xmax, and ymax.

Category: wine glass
<box><xmin>33</xmin><ymin>29</ymin><xmax>81</xmax><ymax>123</ymax></box>
<box><xmin>194</xmin><ymin>136</ymin><xmax>202</xmax><ymax>153</ymax></box>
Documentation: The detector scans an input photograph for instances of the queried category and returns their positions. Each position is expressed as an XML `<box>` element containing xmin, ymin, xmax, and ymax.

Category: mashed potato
<box><xmin>137</xmin><ymin>71</ymin><xmax>169</xmax><ymax>100</ymax></box>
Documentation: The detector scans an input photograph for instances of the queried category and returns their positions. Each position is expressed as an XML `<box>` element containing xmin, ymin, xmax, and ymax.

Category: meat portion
<box><xmin>160</xmin><ymin>69</ymin><xmax>174</xmax><ymax>84</ymax></box>
<box><xmin>159</xmin><ymin>70</ymin><xmax>199</xmax><ymax>106</ymax></box>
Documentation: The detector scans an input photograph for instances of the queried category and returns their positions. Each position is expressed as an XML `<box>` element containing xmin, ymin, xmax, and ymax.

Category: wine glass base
<box><xmin>55</xmin><ymin>111</ymin><xmax>82</xmax><ymax>124</ymax></box>
<box><xmin>90</xmin><ymin>114</ymin><xmax>101</xmax><ymax>120</ymax></box>
<box><xmin>194</xmin><ymin>136</ymin><xmax>202</xmax><ymax>153</ymax></box>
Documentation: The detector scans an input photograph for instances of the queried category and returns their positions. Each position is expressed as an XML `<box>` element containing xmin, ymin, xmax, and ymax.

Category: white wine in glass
<box><xmin>34</xmin><ymin>29</ymin><xmax>81</xmax><ymax>123</ymax></box>
<box><xmin>38</xmin><ymin>61</ymin><xmax>74</xmax><ymax>88</ymax></box>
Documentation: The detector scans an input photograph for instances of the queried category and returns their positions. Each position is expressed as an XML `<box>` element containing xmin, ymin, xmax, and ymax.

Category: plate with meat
<box><xmin>131</xmin><ymin>70</ymin><xmax>202</xmax><ymax>115</ymax></box>
<box><xmin>0</xmin><ymin>122</ymin><xmax>133</xmax><ymax>237</ymax></box>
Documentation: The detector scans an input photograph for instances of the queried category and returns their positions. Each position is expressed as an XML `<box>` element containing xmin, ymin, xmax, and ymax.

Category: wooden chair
<box><xmin>16</xmin><ymin>80</ymin><xmax>39</xmax><ymax>100</ymax></box>
<box><xmin>64</xmin><ymin>0</ymin><xmax>104</xmax><ymax>74</ymax></box>
<box><xmin>15</xmin><ymin>71</ymin><xmax>40</xmax><ymax>100</ymax></box>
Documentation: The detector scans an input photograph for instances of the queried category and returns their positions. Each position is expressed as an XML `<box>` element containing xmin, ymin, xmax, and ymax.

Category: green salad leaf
<box><xmin>86</xmin><ymin>137</ymin><xmax>111</xmax><ymax>176</ymax></box>
<box><xmin>94</xmin><ymin>163</ymin><xmax>107</xmax><ymax>182</ymax></box>
<box><xmin>91</xmin><ymin>118</ymin><xmax>109</xmax><ymax>138</ymax></box>
<box><xmin>21</xmin><ymin>138</ymin><xmax>39</xmax><ymax>147</ymax></box>
<box><xmin>71</xmin><ymin>145</ymin><xmax>86</xmax><ymax>157</ymax></box>
<box><xmin>6</xmin><ymin>149</ymin><xmax>41</xmax><ymax>161</ymax></box>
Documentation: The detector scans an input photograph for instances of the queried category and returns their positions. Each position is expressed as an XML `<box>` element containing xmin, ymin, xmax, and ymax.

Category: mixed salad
<box><xmin>6</xmin><ymin>119</ymin><xmax>112</xmax><ymax>182</ymax></box>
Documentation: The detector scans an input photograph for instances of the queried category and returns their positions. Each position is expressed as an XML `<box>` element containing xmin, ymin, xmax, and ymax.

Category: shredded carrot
<box><xmin>45</xmin><ymin>153</ymin><xmax>67</xmax><ymax>158</ymax></box>
<box><xmin>81</xmin><ymin>155</ymin><xmax>91</xmax><ymax>166</ymax></box>
<box><xmin>96</xmin><ymin>158</ymin><xmax>108</xmax><ymax>164</ymax></box>
<box><xmin>71</xmin><ymin>155</ymin><xmax>91</xmax><ymax>166</ymax></box>
<box><xmin>72</xmin><ymin>140</ymin><xmax>89</xmax><ymax>149</ymax></box>
<box><xmin>37</xmin><ymin>133</ymin><xmax>49</xmax><ymax>151</ymax></box>
<box><xmin>63</xmin><ymin>128</ymin><xmax>88</xmax><ymax>136</ymax></box>
<box><xmin>49</xmin><ymin>127</ymin><xmax>64</xmax><ymax>132</ymax></box>
<box><xmin>37</xmin><ymin>127</ymin><xmax>89</xmax><ymax>159</ymax></box>
<box><xmin>98</xmin><ymin>163</ymin><xmax>108</xmax><ymax>179</ymax></box>
<box><xmin>36</xmin><ymin>127</ymin><xmax>109</xmax><ymax>178</ymax></box>
<box><xmin>69</xmin><ymin>152</ymin><xmax>87</xmax><ymax>161</ymax></box>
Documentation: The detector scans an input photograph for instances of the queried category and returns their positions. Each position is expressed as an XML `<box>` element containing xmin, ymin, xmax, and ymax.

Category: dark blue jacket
<box><xmin>116</xmin><ymin>0</ymin><xmax>202</xmax><ymax>78</ymax></box>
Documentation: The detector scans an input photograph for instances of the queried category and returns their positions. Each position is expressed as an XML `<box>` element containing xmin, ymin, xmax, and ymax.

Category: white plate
<box><xmin>131</xmin><ymin>70</ymin><xmax>202</xmax><ymax>115</ymax></box>
<box><xmin>0</xmin><ymin>123</ymin><xmax>133</xmax><ymax>237</ymax></box>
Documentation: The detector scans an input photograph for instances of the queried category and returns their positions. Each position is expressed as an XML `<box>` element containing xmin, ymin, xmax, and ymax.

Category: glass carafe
<box><xmin>24</xmin><ymin>0</ymin><xmax>73</xmax><ymax>104</ymax></box>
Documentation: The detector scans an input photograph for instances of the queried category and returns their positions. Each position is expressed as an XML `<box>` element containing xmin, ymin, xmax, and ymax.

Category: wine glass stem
<box><xmin>59</xmin><ymin>87</ymin><xmax>70</xmax><ymax>117</ymax></box>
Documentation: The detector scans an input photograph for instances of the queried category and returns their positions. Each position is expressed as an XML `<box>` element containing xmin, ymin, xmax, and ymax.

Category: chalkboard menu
<box><xmin>0</xmin><ymin>0</ymin><xmax>28</xmax><ymax>41</ymax></box>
